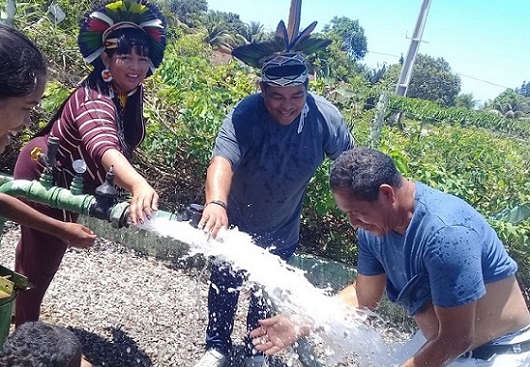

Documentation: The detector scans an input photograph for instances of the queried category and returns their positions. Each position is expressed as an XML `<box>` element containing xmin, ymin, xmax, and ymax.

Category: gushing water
<box><xmin>138</xmin><ymin>215</ymin><xmax>401</xmax><ymax>366</ymax></box>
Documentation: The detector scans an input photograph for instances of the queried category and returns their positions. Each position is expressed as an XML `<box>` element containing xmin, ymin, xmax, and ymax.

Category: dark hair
<box><xmin>330</xmin><ymin>147</ymin><xmax>402</xmax><ymax>201</ymax></box>
<box><xmin>0</xmin><ymin>321</ymin><xmax>82</xmax><ymax>367</ymax></box>
<box><xmin>84</xmin><ymin>26</ymin><xmax>151</xmax><ymax>91</ymax></box>
<box><xmin>0</xmin><ymin>24</ymin><xmax>47</xmax><ymax>99</ymax></box>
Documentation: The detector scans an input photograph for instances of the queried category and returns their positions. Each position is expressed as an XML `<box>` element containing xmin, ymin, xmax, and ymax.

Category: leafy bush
<box><xmin>142</xmin><ymin>35</ymin><xmax>255</xmax><ymax>171</ymax></box>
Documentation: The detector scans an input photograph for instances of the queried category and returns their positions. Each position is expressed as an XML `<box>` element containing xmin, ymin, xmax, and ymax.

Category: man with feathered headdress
<box><xmin>193</xmin><ymin>19</ymin><xmax>355</xmax><ymax>367</ymax></box>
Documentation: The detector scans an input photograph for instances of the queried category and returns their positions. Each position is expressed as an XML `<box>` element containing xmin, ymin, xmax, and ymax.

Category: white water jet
<box><xmin>138</xmin><ymin>215</ymin><xmax>401</xmax><ymax>366</ymax></box>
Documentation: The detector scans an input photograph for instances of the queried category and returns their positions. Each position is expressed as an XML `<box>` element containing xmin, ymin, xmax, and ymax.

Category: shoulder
<box><xmin>66</xmin><ymin>87</ymin><xmax>113</xmax><ymax>108</ymax></box>
<box><xmin>72</xmin><ymin>87</ymin><xmax>115</xmax><ymax>111</ymax></box>
<box><xmin>308</xmin><ymin>93</ymin><xmax>341</xmax><ymax>114</ymax></box>
<box><xmin>228</xmin><ymin>94</ymin><xmax>264</xmax><ymax>129</ymax></box>
<box><xmin>413</xmin><ymin>183</ymin><xmax>492</xmax><ymax>241</ymax></box>
<box><xmin>233</xmin><ymin>94</ymin><xmax>263</xmax><ymax>115</ymax></box>
<box><xmin>70</xmin><ymin>87</ymin><xmax>111</xmax><ymax>102</ymax></box>
<box><xmin>415</xmin><ymin>183</ymin><xmax>475</xmax><ymax>221</ymax></box>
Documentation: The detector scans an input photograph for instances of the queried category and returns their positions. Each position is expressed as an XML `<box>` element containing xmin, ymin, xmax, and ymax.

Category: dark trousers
<box><xmin>13</xmin><ymin>138</ymin><xmax>77</xmax><ymax>327</ymax></box>
<box><xmin>14</xmin><ymin>211</ymin><xmax>71</xmax><ymax>327</ymax></box>
<box><xmin>205</xmin><ymin>243</ymin><xmax>297</xmax><ymax>356</ymax></box>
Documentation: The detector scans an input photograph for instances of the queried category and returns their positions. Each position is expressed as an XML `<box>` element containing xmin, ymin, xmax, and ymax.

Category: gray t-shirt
<box><xmin>213</xmin><ymin>92</ymin><xmax>354</xmax><ymax>250</ymax></box>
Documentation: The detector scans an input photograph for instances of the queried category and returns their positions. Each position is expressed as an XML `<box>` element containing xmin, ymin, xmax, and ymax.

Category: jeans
<box><xmin>205</xmin><ymin>243</ymin><xmax>297</xmax><ymax>356</ymax></box>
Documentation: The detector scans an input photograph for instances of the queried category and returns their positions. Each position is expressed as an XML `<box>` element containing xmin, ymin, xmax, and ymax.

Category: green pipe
<box><xmin>0</xmin><ymin>173</ymin><xmax>182</xmax><ymax>229</ymax></box>
<box><xmin>0</xmin><ymin>174</ymin><xmax>13</xmax><ymax>186</ymax></box>
<box><xmin>0</xmin><ymin>179</ymin><xmax>95</xmax><ymax>215</ymax></box>
<box><xmin>154</xmin><ymin>209</ymin><xmax>179</xmax><ymax>221</ymax></box>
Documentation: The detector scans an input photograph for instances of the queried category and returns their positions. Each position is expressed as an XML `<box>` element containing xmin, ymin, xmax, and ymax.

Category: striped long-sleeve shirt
<box><xmin>49</xmin><ymin>86</ymin><xmax>145</xmax><ymax>193</ymax></box>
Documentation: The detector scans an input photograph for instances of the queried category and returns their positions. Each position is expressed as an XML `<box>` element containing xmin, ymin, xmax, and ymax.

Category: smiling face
<box><xmin>332</xmin><ymin>186</ymin><xmax>396</xmax><ymax>237</ymax></box>
<box><xmin>102</xmin><ymin>49</ymin><xmax>150</xmax><ymax>94</ymax></box>
<box><xmin>260</xmin><ymin>83</ymin><xmax>307</xmax><ymax>125</ymax></box>
<box><xmin>0</xmin><ymin>77</ymin><xmax>45</xmax><ymax>152</ymax></box>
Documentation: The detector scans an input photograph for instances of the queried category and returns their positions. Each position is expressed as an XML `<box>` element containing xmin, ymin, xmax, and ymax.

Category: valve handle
<box><xmin>30</xmin><ymin>147</ymin><xmax>44</xmax><ymax>161</ymax></box>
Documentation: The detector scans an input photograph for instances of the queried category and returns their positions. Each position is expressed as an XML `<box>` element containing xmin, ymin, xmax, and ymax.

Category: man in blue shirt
<box><xmin>192</xmin><ymin>29</ymin><xmax>354</xmax><ymax>367</ymax></box>
<box><xmin>250</xmin><ymin>147</ymin><xmax>530</xmax><ymax>367</ymax></box>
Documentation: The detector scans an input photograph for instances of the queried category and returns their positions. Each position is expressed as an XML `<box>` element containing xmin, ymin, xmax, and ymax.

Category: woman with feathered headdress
<box><xmin>13</xmin><ymin>0</ymin><xmax>166</xmax><ymax>332</ymax></box>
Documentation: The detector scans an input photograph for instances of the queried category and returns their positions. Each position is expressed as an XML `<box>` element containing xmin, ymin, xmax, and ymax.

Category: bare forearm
<box><xmin>337</xmin><ymin>274</ymin><xmax>386</xmax><ymax>310</ymax></box>
<box><xmin>336</xmin><ymin>283</ymin><xmax>360</xmax><ymax>307</ymax></box>
<box><xmin>101</xmin><ymin>149</ymin><xmax>147</xmax><ymax>191</ymax></box>
<box><xmin>401</xmin><ymin>337</ymin><xmax>471</xmax><ymax>367</ymax></box>
<box><xmin>0</xmin><ymin>194</ymin><xmax>68</xmax><ymax>236</ymax></box>
<box><xmin>205</xmin><ymin>157</ymin><xmax>233</xmax><ymax>203</ymax></box>
<box><xmin>402</xmin><ymin>303</ymin><xmax>475</xmax><ymax>367</ymax></box>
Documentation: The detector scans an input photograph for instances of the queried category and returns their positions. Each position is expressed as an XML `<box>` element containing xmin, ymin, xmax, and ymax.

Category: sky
<box><xmin>206</xmin><ymin>0</ymin><xmax>529</xmax><ymax>104</ymax></box>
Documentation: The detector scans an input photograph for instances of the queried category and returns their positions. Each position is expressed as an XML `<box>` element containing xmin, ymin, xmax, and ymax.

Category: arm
<box><xmin>251</xmin><ymin>274</ymin><xmax>387</xmax><ymax>355</ymax></box>
<box><xmin>198</xmin><ymin>156</ymin><xmax>233</xmax><ymax>238</ymax></box>
<box><xmin>316</xmin><ymin>95</ymin><xmax>355</xmax><ymax>159</ymax></box>
<box><xmin>71</xmin><ymin>89</ymin><xmax>157</xmax><ymax>225</ymax></box>
<box><xmin>101</xmin><ymin>149</ymin><xmax>158</xmax><ymax>225</ymax></box>
<box><xmin>0</xmin><ymin>194</ymin><xmax>96</xmax><ymax>248</ymax></box>
<box><xmin>402</xmin><ymin>302</ymin><xmax>476</xmax><ymax>367</ymax></box>
<box><xmin>336</xmin><ymin>273</ymin><xmax>386</xmax><ymax>310</ymax></box>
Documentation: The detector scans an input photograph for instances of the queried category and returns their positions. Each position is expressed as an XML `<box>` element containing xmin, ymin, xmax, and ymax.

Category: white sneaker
<box><xmin>193</xmin><ymin>349</ymin><xmax>227</xmax><ymax>367</ymax></box>
<box><xmin>244</xmin><ymin>355</ymin><xmax>269</xmax><ymax>367</ymax></box>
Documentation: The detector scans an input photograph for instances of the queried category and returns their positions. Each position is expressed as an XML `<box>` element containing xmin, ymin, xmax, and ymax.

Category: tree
<box><xmin>516</xmin><ymin>81</ymin><xmax>530</xmax><ymax>98</ymax></box>
<box><xmin>455</xmin><ymin>93</ymin><xmax>477</xmax><ymax>110</ymax></box>
<box><xmin>196</xmin><ymin>11</ymin><xmax>267</xmax><ymax>50</ymax></box>
<box><xmin>489</xmin><ymin>89</ymin><xmax>530</xmax><ymax>119</ymax></box>
<box><xmin>405</xmin><ymin>54</ymin><xmax>461</xmax><ymax>107</ymax></box>
<box><xmin>322</xmin><ymin>16</ymin><xmax>367</xmax><ymax>61</ymax></box>
<box><xmin>162</xmin><ymin>0</ymin><xmax>207</xmax><ymax>27</ymax></box>
<box><xmin>238</xmin><ymin>21</ymin><xmax>267</xmax><ymax>43</ymax></box>
<box><xmin>310</xmin><ymin>17</ymin><xmax>367</xmax><ymax>82</ymax></box>
<box><xmin>309</xmin><ymin>37</ymin><xmax>359</xmax><ymax>82</ymax></box>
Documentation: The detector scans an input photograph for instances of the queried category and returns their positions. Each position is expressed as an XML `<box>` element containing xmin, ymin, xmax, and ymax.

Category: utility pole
<box><xmin>1</xmin><ymin>0</ymin><xmax>16</xmax><ymax>25</ymax></box>
<box><xmin>395</xmin><ymin>0</ymin><xmax>432</xmax><ymax>96</ymax></box>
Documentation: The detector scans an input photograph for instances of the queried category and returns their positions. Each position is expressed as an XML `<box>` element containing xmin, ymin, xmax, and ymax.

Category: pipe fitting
<box><xmin>176</xmin><ymin>203</ymin><xmax>204</xmax><ymax>228</ymax></box>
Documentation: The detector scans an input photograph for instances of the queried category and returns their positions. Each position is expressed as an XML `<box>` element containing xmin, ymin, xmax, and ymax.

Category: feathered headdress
<box><xmin>78</xmin><ymin>0</ymin><xmax>166</xmax><ymax>73</ymax></box>
<box><xmin>231</xmin><ymin>15</ymin><xmax>331</xmax><ymax>86</ymax></box>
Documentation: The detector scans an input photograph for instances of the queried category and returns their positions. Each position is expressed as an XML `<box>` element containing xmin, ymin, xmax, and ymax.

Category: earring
<box><xmin>101</xmin><ymin>69</ymin><xmax>113</xmax><ymax>82</ymax></box>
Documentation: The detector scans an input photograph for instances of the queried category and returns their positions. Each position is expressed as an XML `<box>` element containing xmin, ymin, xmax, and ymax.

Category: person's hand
<box><xmin>198</xmin><ymin>201</ymin><xmax>228</xmax><ymax>239</ymax></box>
<box><xmin>60</xmin><ymin>223</ymin><xmax>96</xmax><ymax>249</ymax></box>
<box><xmin>249</xmin><ymin>315</ymin><xmax>303</xmax><ymax>355</ymax></box>
<box><xmin>128</xmin><ymin>180</ymin><xmax>159</xmax><ymax>225</ymax></box>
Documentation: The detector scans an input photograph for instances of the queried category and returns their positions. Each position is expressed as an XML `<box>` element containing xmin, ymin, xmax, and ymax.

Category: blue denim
<box><xmin>205</xmin><ymin>244</ymin><xmax>297</xmax><ymax>356</ymax></box>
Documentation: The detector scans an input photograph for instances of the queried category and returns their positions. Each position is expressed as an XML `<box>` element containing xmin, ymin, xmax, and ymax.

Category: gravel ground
<box><xmin>0</xmin><ymin>222</ymin><xmax>408</xmax><ymax>367</ymax></box>
<box><xmin>0</xmin><ymin>222</ymin><xmax>255</xmax><ymax>367</ymax></box>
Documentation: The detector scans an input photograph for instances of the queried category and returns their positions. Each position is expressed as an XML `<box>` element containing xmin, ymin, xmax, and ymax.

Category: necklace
<box><xmin>118</xmin><ymin>92</ymin><xmax>127</xmax><ymax>109</ymax></box>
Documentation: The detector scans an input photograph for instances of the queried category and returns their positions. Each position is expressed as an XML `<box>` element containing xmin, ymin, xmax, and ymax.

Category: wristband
<box><xmin>207</xmin><ymin>199</ymin><xmax>227</xmax><ymax>210</ymax></box>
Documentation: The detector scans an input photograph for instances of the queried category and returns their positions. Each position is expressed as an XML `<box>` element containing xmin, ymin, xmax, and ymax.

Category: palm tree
<box><xmin>455</xmin><ymin>93</ymin><xmax>477</xmax><ymax>110</ymax></box>
<box><xmin>489</xmin><ymin>89</ymin><xmax>529</xmax><ymax>119</ymax></box>
<box><xmin>239</xmin><ymin>21</ymin><xmax>266</xmax><ymax>43</ymax></box>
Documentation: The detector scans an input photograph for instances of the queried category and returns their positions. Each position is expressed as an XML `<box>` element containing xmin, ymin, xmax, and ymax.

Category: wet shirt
<box><xmin>213</xmin><ymin>92</ymin><xmax>354</xmax><ymax>250</ymax></box>
<box><xmin>357</xmin><ymin>182</ymin><xmax>517</xmax><ymax>315</ymax></box>
<box><xmin>48</xmin><ymin>87</ymin><xmax>145</xmax><ymax>193</ymax></box>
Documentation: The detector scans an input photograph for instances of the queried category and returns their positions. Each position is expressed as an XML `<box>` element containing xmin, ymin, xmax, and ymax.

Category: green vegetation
<box><xmin>2</xmin><ymin>0</ymin><xmax>529</xmax><ymax>303</ymax></box>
